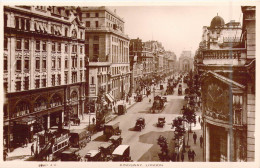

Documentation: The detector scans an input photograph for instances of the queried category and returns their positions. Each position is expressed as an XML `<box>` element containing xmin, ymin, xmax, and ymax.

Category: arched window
<box><xmin>50</xmin><ymin>94</ymin><xmax>62</xmax><ymax>107</ymax></box>
<box><xmin>34</xmin><ymin>97</ymin><xmax>47</xmax><ymax>112</ymax></box>
<box><xmin>72</xmin><ymin>29</ymin><xmax>77</xmax><ymax>38</ymax></box>
<box><xmin>71</xmin><ymin>91</ymin><xmax>78</xmax><ymax>101</ymax></box>
<box><xmin>14</xmin><ymin>101</ymin><xmax>30</xmax><ymax>118</ymax></box>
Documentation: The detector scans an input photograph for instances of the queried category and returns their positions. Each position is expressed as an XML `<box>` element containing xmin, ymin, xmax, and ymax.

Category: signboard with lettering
<box><xmin>89</xmin><ymin>84</ymin><xmax>96</xmax><ymax>96</ymax></box>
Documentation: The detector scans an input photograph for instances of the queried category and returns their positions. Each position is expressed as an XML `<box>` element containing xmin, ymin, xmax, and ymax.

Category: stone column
<box><xmin>47</xmin><ymin>114</ymin><xmax>50</xmax><ymax>129</ymax></box>
<box><xmin>206</xmin><ymin>124</ymin><xmax>210</xmax><ymax>162</ymax></box>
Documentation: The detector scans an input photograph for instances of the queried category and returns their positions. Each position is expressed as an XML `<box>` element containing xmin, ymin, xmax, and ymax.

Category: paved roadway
<box><xmin>78</xmin><ymin>80</ymin><xmax>187</xmax><ymax>161</ymax></box>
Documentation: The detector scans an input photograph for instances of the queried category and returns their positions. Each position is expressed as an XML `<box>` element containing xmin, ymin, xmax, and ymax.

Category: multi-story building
<box><xmin>81</xmin><ymin>6</ymin><xmax>130</xmax><ymax>102</ymax></box>
<box><xmin>165</xmin><ymin>51</ymin><xmax>177</xmax><ymax>75</ymax></box>
<box><xmin>129</xmin><ymin>38</ymin><xmax>155</xmax><ymax>93</ymax></box>
<box><xmin>3</xmin><ymin>6</ymin><xmax>86</xmax><ymax>150</ymax></box>
<box><xmin>195</xmin><ymin>7</ymin><xmax>255</xmax><ymax>162</ymax></box>
<box><xmin>178</xmin><ymin>51</ymin><xmax>193</xmax><ymax>72</ymax></box>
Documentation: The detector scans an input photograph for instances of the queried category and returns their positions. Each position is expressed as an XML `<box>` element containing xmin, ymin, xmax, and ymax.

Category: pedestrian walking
<box><xmin>31</xmin><ymin>143</ymin><xmax>34</xmax><ymax>156</ymax></box>
<box><xmin>200</xmin><ymin>121</ymin><xmax>203</xmax><ymax>130</ymax></box>
<box><xmin>187</xmin><ymin>149</ymin><xmax>191</xmax><ymax>161</ymax></box>
<box><xmin>193</xmin><ymin>132</ymin><xmax>197</xmax><ymax>144</ymax></box>
<box><xmin>149</xmin><ymin>98</ymin><xmax>151</xmax><ymax>103</ymax></box>
<box><xmin>172</xmin><ymin>152</ymin><xmax>176</xmax><ymax>162</ymax></box>
<box><xmin>200</xmin><ymin>135</ymin><xmax>203</xmax><ymax>148</ymax></box>
<box><xmin>198</xmin><ymin>116</ymin><xmax>201</xmax><ymax>123</ymax></box>
<box><xmin>25</xmin><ymin>137</ymin><xmax>29</xmax><ymax>147</ymax></box>
<box><xmin>194</xmin><ymin>118</ymin><xmax>197</xmax><ymax>127</ymax></box>
<box><xmin>191</xmin><ymin>150</ymin><xmax>196</xmax><ymax>161</ymax></box>
<box><xmin>92</xmin><ymin>117</ymin><xmax>95</xmax><ymax>125</ymax></box>
<box><xmin>3</xmin><ymin>150</ymin><xmax>8</xmax><ymax>161</ymax></box>
<box><xmin>181</xmin><ymin>152</ymin><xmax>184</xmax><ymax>162</ymax></box>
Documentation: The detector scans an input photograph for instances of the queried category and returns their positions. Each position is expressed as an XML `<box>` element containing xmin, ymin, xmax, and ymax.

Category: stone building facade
<box><xmin>3</xmin><ymin>6</ymin><xmax>86</xmax><ymax>150</ymax></box>
<box><xmin>81</xmin><ymin>6</ymin><xmax>130</xmax><ymax>102</ymax></box>
<box><xmin>178</xmin><ymin>51</ymin><xmax>193</xmax><ymax>72</ymax></box>
<box><xmin>195</xmin><ymin>7</ymin><xmax>255</xmax><ymax>162</ymax></box>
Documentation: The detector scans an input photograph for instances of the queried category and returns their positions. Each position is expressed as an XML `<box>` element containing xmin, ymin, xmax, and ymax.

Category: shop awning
<box><xmin>105</xmin><ymin>93</ymin><xmax>114</xmax><ymax>103</ymax></box>
<box><xmin>14</xmin><ymin>116</ymin><xmax>36</xmax><ymax>125</ymax></box>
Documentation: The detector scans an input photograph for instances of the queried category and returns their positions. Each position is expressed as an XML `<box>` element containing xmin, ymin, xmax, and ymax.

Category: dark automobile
<box><xmin>60</xmin><ymin>148</ymin><xmax>81</xmax><ymax>161</ymax></box>
<box><xmin>157</xmin><ymin>117</ymin><xmax>166</xmax><ymax>127</ymax></box>
<box><xmin>118</xmin><ymin>104</ymin><xmax>127</xmax><ymax>115</ymax></box>
<box><xmin>135</xmin><ymin>117</ymin><xmax>145</xmax><ymax>131</ymax></box>
<box><xmin>134</xmin><ymin>94</ymin><xmax>143</xmax><ymax>102</ymax></box>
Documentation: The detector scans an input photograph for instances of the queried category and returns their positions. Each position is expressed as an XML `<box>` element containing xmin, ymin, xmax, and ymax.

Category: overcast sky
<box><xmin>110</xmin><ymin>5</ymin><xmax>242</xmax><ymax>58</ymax></box>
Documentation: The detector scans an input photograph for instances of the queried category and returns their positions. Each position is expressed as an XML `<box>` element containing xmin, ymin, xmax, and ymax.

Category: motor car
<box><xmin>112</xmin><ymin>145</ymin><xmax>131</xmax><ymax>162</ymax></box>
<box><xmin>85</xmin><ymin>150</ymin><xmax>101</xmax><ymax>161</ymax></box>
<box><xmin>135</xmin><ymin>117</ymin><xmax>145</xmax><ymax>131</ymax></box>
<box><xmin>157</xmin><ymin>117</ymin><xmax>166</xmax><ymax>127</ymax></box>
<box><xmin>103</xmin><ymin>122</ymin><xmax>122</xmax><ymax>139</ymax></box>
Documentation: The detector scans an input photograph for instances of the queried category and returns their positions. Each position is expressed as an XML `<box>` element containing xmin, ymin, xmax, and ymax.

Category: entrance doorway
<box><xmin>209</xmin><ymin>124</ymin><xmax>227</xmax><ymax>161</ymax></box>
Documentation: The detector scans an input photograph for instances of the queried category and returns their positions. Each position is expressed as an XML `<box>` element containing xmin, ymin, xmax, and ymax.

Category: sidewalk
<box><xmin>182</xmin><ymin>114</ymin><xmax>203</xmax><ymax>162</ymax></box>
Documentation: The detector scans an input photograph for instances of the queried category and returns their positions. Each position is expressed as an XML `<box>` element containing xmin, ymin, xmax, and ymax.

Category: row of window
<box><xmin>85</xmin><ymin>21</ymin><xmax>99</xmax><ymax>28</ymax></box>
<box><xmin>84</xmin><ymin>12</ymin><xmax>99</xmax><ymax>18</ymax></box>
<box><xmin>9</xmin><ymin>39</ymin><xmax>84</xmax><ymax>53</ymax></box>
<box><xmin>4</xmin><ymin>56</ymin><xmax>84</xmax><ymax>72</ymax></box>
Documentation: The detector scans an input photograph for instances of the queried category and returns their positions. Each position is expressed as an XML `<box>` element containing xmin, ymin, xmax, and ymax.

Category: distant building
<box><xmin>178</xmin><ymin>51</ymin><xmax>193</xmax><ymax>72</ymax></box>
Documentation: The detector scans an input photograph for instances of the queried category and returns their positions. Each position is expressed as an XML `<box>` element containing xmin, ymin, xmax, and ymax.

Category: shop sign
<box><xmin>89</xmin><ymin>84</ymin><xmax>96</xmax><ymax>96</ymax></box>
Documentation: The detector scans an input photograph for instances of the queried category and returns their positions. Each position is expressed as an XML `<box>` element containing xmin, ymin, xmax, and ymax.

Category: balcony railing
<box><xmin>202</xmin><ymin>48</ymin><xmax>246</xmax><ymax>60</ymax></box>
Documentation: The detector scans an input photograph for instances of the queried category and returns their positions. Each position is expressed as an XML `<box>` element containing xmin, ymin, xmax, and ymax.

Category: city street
<box><xmin>77</xmin><ymin>80</ymin><xmax>202</xmax><ymax>161</ymax></box>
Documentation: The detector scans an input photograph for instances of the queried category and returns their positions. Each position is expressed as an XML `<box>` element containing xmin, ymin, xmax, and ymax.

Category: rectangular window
<box><xmin>21</xmin><ymin>19</ymin><xmax>25</xmax><ymax>30</ymax></box>
<box><xmin>86</xmin><ymin>21</ymin><xmax>90</xmax><ymax>27</ymax></box>
<box><xmin>16</xmin><ymin>60</ymin><xmax>21</xmax><ymax>71</ymax></box>
<box><xmin>65</xmin><ymin>28</ymin><xmax>68</xmax><ymax>37</ymax></box>
<box><xmin>42</xmin><ymin>78</ymin><xmax>46</xmax><ymax>87</ymax></box>
<box><xmin>65</xmin><ymin>59</ymin><xmax>68</xmax><ymax>68</ymax></box>
<box><xmin>42</xmin><ymin>41</ymin><xmax>46</xmax><ymax>51</ymax></box>
<box><xmin>64</xmin><ymin>72</ymin><xmax>68</xmax><ymax>84</ymax></box>
<box><xmin>36</xmin><ymin>40</ymin><xmax>40</xmax><ymax>50</ymax></box>
<box><xmin>15</xmin><ymin>17</ymin><xmax>19</xmax><ymax>29</ymax></box>
<box><xmin>4</xmin><ymin>14</ymin><xmax>7</xmax><ymax>27</ymax></box>
<box><xmin>91</xmin><ymin>76</ymin><xmax>94</xmax><ymax>84</ymax></box>
<box><xmin>36</xmin><ymin>59</ymin><xmax>40</xmax><ymax>70</ymax></box>
<box><xmin>16</xmin><ymin>39</ymin><xmax>22</xmax><ymax>50</ymax></box>
<box><xmin>42</xmin><ymin>59</ymin><xmax>46</xmax><ymax>69</ymax></box>
<box><xmin>4</xmin><ymin>37</ymin><xmax>7</xmax><ymax>49</ymax></box>
<box><xmin>80</xmin><ymin>46</ymin><xmax>83</xmax><ymax>54</ymax></box>
<box><xmin>24</xmin><ymin>39</ymin><xmax>29</xmax><ymax>50</ymax></box>
<box><xmin>52</xmin><ymin>42</ymin><xmax>55</xmax><ymax>52</ymax></box>
<box><xmin>72</xmin><ymin>45</ymin><xmax>77</xmax><ymax>53</ymax></box>
<box><xmin>95</xmin><ymin>21</ymin><xmax>98</xmax><ymax>28</ymax></box>
<box><xmin>24</xmin><ymin>77</ymin><xmax>29</xmax><ymax>90</ymax></box>
<box><xmin>95</xmin><ymin>13</ymin><xmax>99</xmax><ymax>17</ymax></box>
<box><xmin>4</xmin><ymin>59</ymin><xmax>8</xmax><ymax>71</ymax></box>
<box><xmin>86</xmin><ymin>13</ymin><xmax>90</xmax><ymax>18</ymax></box>
<box><xmin>93</xmin><ymin>44</ymin><xmax>99</xmax><ymax>55</ymax></box>
<box><xmin>4</xmin><ymin>82</ymin><xmax>8</xmax><ymax>93</ymax></box>
<box><xmin>51</xmin><ymin>75</ymin><xmax>55</xmax><ymax>86</ymax></box>
<box><xmin>57</xmin><ymin>43</ymin><xmax>61</xmax><ymax>52</ymax></box>
<box><xmin>58</xmin><ymin>58</ymin><xmax>61</xmax><ymax>69</ymax></box>
<box><xmin>94</xmin><ymin>36</ymin><xmax>99</xmax><ymax>41</ymax></box>
<box><xmin>85</xmin><ymin>44</ymin><xmax>89</xmax><ymax>56</ymax></box>
<box><xmin>26</xmin><ymin>19</ymin><xmax>30</xmax><ymax>31</ymax></box>
<box><xmin>35</xmin><ymin>79</ymin><xmax>40</xmax><ymax>89</ymax></box>
<box><xmin>52</xmin><ymin>59</ymin><xmax>56</xmax><ymax>69</ymax></box>
<box><xmin>24</xmin><ymin>59</ymin><xmax>29</xmax><ymax>71</ymax></box>
<box><xmin>57</xmin><ymin>74</ymin><xmax>61</xmax><ymax>85</ymax></box>
<box><xmin>65</xmin><ymin>44</ymin><xmax>68</xmax><ymax>52</ymax></box>
<box><xmin>16</xmin><ymin>81</ymin><xmax>21</xmax><ymax>91</ymax></box>
<box><xmin>80</xmin><ymin>59</ymin><xmax>83</xmax><ymax>68</ymax></box>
